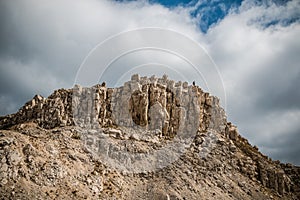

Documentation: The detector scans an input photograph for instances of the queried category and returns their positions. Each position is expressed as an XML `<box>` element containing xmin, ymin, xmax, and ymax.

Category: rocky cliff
<box><xmin>0</xmin><ymin>74</ymin><xmax>299</xmax><ymax>199</ymax></box>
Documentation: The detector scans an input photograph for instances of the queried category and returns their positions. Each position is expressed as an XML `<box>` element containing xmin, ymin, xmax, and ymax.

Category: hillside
<box><xmin>0</xmin><ymin>74</ymin><xmax>299</xmax><ymax>199</ymax></box>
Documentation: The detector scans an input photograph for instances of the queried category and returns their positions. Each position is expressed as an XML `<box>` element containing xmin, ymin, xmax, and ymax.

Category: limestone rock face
<box><xmin>0</xmin><ymin>75</ymin><xmax>227</xmax><ymax>139</ymax></box>
<box><xmin>0</xmin><ymin>90</ymin><xmax>73</xmax><ymax>129</ymax></box>
<box><xmin>0</xmin><ymin>74</ymin><xmax>299</xmax><ymax>200</ymax></box>
<box><xmin>70</xmin><ymin>75</ymin><xmax>228</xmax><ymax>140</ymax></box>
<box><xmin>129</xmin><ymin>89</ymin><xmax>149</xmax><ymax>126</ymax></box>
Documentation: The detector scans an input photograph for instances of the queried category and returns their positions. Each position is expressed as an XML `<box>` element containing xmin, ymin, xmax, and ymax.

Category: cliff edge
<box><xmin>0</xmin><ymin>74</ymin><xmax>299</xmax><ymax>199</ymax></box>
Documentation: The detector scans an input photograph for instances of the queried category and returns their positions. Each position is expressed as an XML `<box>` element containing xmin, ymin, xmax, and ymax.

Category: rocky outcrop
<box><xmin>0</xmin><ymin>74</ymin><xmax>228</xmax><ymax>138</ymax></box>
<box><xmin>0</xmin><ymin>90</ymin><xmax>73</xmax><ymax>129</ymax></box>
<box><xmin>0</xmin><ymin>74</ymin><xmax>299</xmax><ymax>199</ymax></box>
<box><xmin>282</xmin><ymin>163</ymin><xmax>300</xmax><ymax>197</ymax></box>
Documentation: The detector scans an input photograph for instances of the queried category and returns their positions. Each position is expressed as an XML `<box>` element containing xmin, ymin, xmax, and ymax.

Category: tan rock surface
<box><xmin>0</xmin><ymin>75</ymin><xmax>299</xmax><ymax>199</ymax></box>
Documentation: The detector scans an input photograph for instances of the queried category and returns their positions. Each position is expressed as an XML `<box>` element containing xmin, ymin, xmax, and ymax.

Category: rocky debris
<box><xmin>226</xmin><ymin>123</ymin><xmax>239</xmax><ymax>141</ymax></box>
<box><xmin>107</xmin><ymin>128</ymin><xmax>122</xmax><ymax>139</ymax></box>
<box><xmin>282</xmin><ymin>163</ymin><xmax>300</xmax><ymax>197</ymax></box>
<box><xmin>257</xmin><ymin>161</ymin><xmax>291</xmax><ymax>195</ymax></box>
<box><xmin>0</xmin><ymin>91</ymin><xmax>73</xmax><ymax>129</ymax></box>
<box><xmin>0</xmin><ymin>74</ymin><xmax>299</xmax><ymax>199</ymax></box>
<box><xmin>0</xmin><ymin>127</ymin><xmax>109</xmax><ymax>199</ymax></box>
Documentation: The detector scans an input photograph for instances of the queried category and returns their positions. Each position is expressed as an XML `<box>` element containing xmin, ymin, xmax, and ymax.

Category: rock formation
<box><xmin>0</xmin><ymin>74</ymin><xmax>299</xmax><ymax>199</ymax></box>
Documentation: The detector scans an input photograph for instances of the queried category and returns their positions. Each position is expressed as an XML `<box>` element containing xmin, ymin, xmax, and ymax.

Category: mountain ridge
<box><xmin>0</xmin><ymin>74</ymin><xmax>299</xmax><ymax>199</ymax></box>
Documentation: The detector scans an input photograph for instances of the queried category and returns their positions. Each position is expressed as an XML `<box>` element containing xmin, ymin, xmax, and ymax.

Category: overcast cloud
<box><xmin>0</xmin><ymin>0</ymin><xmax>299</xmax><ymax>165</ymax></box>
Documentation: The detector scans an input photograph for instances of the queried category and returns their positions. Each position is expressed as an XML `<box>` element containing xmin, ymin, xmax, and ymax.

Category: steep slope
<box><xmin>0</xmin><ymin>75</ymin><xmax>299</xmax><ymax>200</ymax></box>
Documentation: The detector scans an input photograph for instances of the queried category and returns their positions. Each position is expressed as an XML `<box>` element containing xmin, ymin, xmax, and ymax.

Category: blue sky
<box><xmin>116</xmin><ymin>0</ymin><xmax>244</xmax><ymax>32</ymax></box>
<box><xmin>150</xmin><ymin>0</ymin><xmax>244</xmax><ymax>32</ymax></box>
<box><xmin>0</xmin><ymin>0</ymin><xmax>299</xmax><ymax>165</ymax></box>
<box><xmin>117</xmin><ymin>0</ymin><xmax>295</xmax><ymax>32</ymax></box>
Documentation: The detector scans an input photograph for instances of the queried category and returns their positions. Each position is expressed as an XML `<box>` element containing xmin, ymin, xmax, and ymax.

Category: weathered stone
<box><xmin>0</xmin><ymin>138</ymin><xmax>13</xmax><ymax>147</ymax></box>
<box><xmin>0</xmin><ymin>163</ymin><xmax>8</xmax><ymax>172</ymax></box>
<box><xmin>7</xmin><ymin>150</ymin><xmax>21</xmax><ymax>165</ymax></box>
<box><xmin>0</xmin><ymin>75</ymin><xmax>299</xmax><ymax>199</ymax></box>
<box><xmin>108</xmin><ymin>128</ymin><xmax>122</xmax><ymax>139</ymax></box>
<box><xmin>228</xmin><ymin>125</ymin><xmax>238</xmax><ymax>140</ymax></box>
<box><xmin>131</xmin><ymin>74</ymin><xmax>140</xmax><ymax>81</ymax></box>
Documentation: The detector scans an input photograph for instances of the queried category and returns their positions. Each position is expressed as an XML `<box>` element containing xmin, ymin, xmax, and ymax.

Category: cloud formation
<box><xmin>204</xmin><ymin>0</ymin><xmax>300</xmax><ymax>164</ymax></box>
<box><xmin>0</xmin><ymin>0</ymin><xmax>197</xmax><ymax>111</ymax></box>
<box><xmin>0</xmin><ymin>0</ymin><xmax>299</xmax><ymax>165</ymax></box>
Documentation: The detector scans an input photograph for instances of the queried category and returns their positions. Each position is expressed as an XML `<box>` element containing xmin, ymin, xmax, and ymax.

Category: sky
<box><xmin>0</xmin><ymin>0</ymin><xmax>299</xmax><ymax>165</ymax></box>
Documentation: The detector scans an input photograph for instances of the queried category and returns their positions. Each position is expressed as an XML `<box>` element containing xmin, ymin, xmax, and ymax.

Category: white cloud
<box><xmin>0</xmin><ymin>0</ymin><xmax>299</xmax><ymax>164</ymax></box>
<box><xmin>0</xmin><ymin>0</ymin><xmax>202</xmax><ymax>111</ymax></box>
<box><xmin>203</xmin><ymin>0</ymin><xmax>300</xmax><ymax>164</ymax></box>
